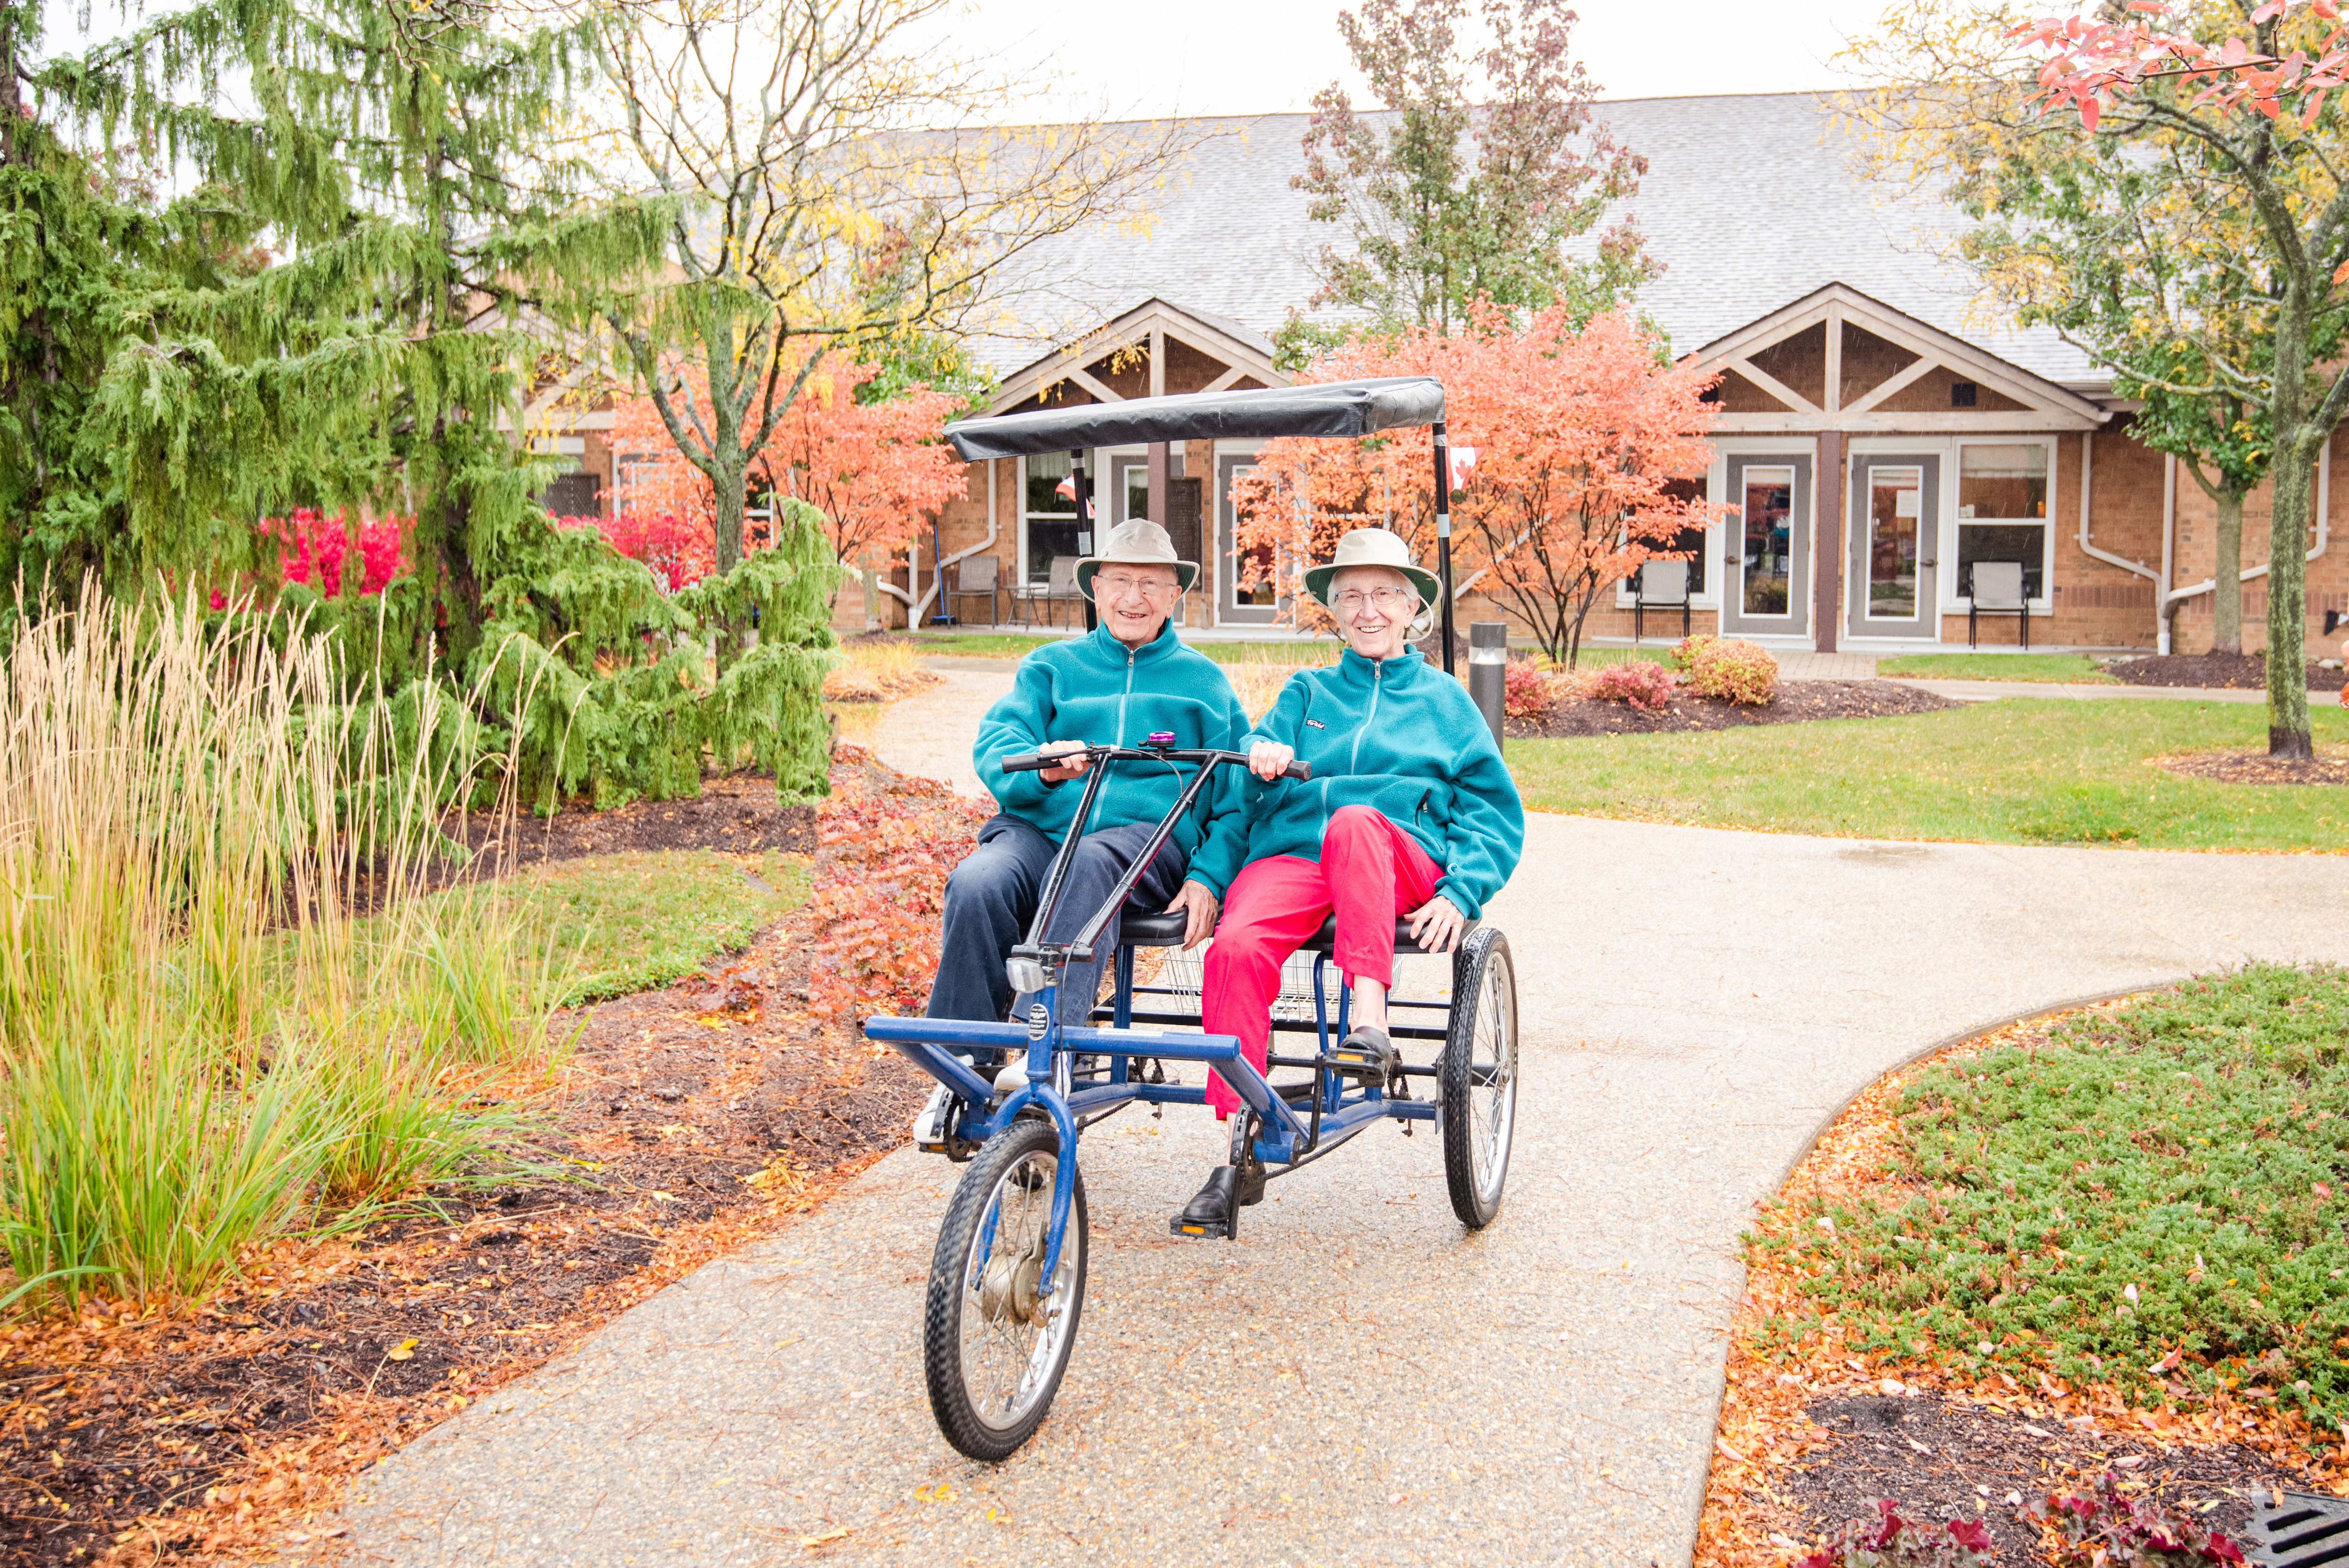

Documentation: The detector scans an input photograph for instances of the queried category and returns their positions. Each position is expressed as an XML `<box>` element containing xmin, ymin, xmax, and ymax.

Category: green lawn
<box><xmin>1750</xmin><ymin>964</ymin><xmax>2349</xmax><ymax>1432</ymax></box>
<box><xmin>442</xmin><ymin>849</ymin><xmax>811</xmax><ymax>1005</ymax></box>
<box><xmin>1875</xmin><ymin>652</ymin><xmax>2120</xmax><ymax>684</ymax></box>
<box><xmin>1509</xmin><ymin>699</ymin><xmax>2349</xmax><ymax>850</ymax></box>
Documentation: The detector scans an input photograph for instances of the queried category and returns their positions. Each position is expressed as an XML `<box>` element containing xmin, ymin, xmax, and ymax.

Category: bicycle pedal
<box><xmin>1168</xmin><ymin>1214</ymin><xmax>1233</xmax><ymax>1240</ymax></box>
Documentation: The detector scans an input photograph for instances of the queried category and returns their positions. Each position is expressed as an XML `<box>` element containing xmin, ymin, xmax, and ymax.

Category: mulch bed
<box><xmin>1784</xmin><ymin>1390</ymin><xmax>2311</xmax><ymax>1566</ymax></box>
<box><xmin>0</xmin><ymin>761</ymin><xmax>940</xmax><ymax>1567</ymax></box>
<box><xmin>2154</xmin><ymin>748</ymin><xmax>2349</xmax><ymax>786</ymax></box>
<box><xmin>459</xmin><ymin>773</ymin><xmax>818</xmax><ymax>867</ymax></box>
<box><xmin>1508</xmin><ymin>681</ymin><xmax>1963</xmax><ymax>739</ymax></box>
<box><xmin>2111</xmin><ymin>652</ymin><xmax>2348</xmax><ymax>691</ymax></box>
<box><xmin>1696</xmin><ymin>1005</ymin><xmax>2347</xmax><ymax>1568</ymax></box>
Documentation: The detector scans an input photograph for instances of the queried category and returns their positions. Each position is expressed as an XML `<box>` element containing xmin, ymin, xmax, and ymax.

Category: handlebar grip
<box><xmin>1284</xmin><ymin>760</ymin><xmax>1313</xmax><ymax>782</ymax></box>
<box><xmin>999</xmin><ymin>752</ymin><xmax>1049</xmax><ymax>773</ymax></box>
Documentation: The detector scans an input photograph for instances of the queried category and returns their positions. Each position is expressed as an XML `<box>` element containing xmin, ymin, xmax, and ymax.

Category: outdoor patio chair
<box><xmin>1968</xmin><ymin>560</ymin><xmax>2030</xmax><ymax>649</ymax></box>
<box><xmin>1633</xmin><ymin>560</ymin><xmax>1691</xmax><ymax>642</ymax></box>
<box><xmin>946</xmin><ymin>554</ymin><xmax>1007</xmax><ymax>626</ymax></box>
<box><xmin>1015</xmin><ymin>555</ymin><xmax>1081</xmax><ymax>628</ymax></box>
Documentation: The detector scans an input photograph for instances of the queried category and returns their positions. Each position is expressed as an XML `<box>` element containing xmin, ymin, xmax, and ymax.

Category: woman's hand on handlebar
<box><xmin>1406</xmin><ymin>893</ymin><xmax>1466</xmax><ymax>954</ymax></box>
<box><xmin>1247</xmin><ymin>740</ymin><xmax>1296</xmax><ymax>781</ymax></box>
<box><xmin>1037</xmin><ymin>738</ymin><xmax>1091</xmax><ymax>782</ymax></box>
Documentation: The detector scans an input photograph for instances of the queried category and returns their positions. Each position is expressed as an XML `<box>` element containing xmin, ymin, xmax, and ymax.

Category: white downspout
<box><xmin>902</xmin><ymin>457</ymin><xmax>1006</xmax><ymax>624</ymax></box>
<box><xmin>2075</xmin><ymin>436</ymin><xmax>2163</xmax><ymax>620</ymax></box>
<box><xmin>2159</xmin><ymin>454</ymin><xmax>2177</xmax><ymax>654</ymax></box>
<box><xmin>2161</xmin><ymin>434</ymin><xmax>2333</xmax><ymax>621</ymax></box>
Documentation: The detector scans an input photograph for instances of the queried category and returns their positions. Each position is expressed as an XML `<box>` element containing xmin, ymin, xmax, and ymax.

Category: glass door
<box><xmin>1847</xmin><ymin>454</ymin><xmax>1940</xmax><ymax>640</ymax></box>
<box><xmin>1217</xmin><ymin>450</ymin><xmax>1276</xmax><ymax>624</ymax></box>
<box><xmin>1719</xmin><ymin>453</ymin><xmax>1812</xmax><ymax>638</ymax></box>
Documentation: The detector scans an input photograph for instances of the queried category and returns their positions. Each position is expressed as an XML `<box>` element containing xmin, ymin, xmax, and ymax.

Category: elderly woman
<box><xmin>1176</xmin><ymin>527</ymin><xmax>1524</xmax><ymax>1234</ymax></box>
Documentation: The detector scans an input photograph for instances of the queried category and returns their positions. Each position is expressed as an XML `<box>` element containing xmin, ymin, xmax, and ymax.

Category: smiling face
<box><xmin>1327</xmin><ymin>565</ymin><xmax>1419</xmax><ymax>662</ymax></box>
<box><xmin>1092</xmin><ymin>563</ymin><xmax>1181</xmax><ymax>647</ymax></box>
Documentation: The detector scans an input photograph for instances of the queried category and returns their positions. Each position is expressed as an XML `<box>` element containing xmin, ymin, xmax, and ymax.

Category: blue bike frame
<box><xmin>861</xmin><ymin>745</ymin><xmax>1438</xmax><ymax>1289</ymax></box>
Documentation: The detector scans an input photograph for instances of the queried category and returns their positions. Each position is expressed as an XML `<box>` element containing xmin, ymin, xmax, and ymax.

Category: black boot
<box><xmin>1170</xmin><ymin>1166</ymin><xmax>1239</xmax><ymax>1239</ymax></box>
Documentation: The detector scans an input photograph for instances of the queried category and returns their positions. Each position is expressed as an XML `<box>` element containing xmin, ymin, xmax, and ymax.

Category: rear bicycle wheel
<box><xmin>922</xmin><ymin>1120</ymin><xmax>1088</xmax><ymax>1460</ymax></box>
<box><xmin>1440</xmin><ymin>928</ymin><xmax>1519</xmax><ymax>1228</ymax></box>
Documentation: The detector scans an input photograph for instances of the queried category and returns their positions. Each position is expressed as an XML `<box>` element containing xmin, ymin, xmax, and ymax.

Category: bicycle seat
<box><xmin>1118</xmin><ymin>908</ymin><xmax>1193</xmax><ymax>948</ymax></box>
<box><xmin>1303</xmin><ymin>914</ymin><xmax>1477</xmax><ymax>956</ymax></box>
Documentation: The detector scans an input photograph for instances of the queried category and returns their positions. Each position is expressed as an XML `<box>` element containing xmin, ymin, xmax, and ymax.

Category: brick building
<box><xmin>901</xmin><ymin>92</ymin><xmax>2344</xmax><ymax>654</ymax></box>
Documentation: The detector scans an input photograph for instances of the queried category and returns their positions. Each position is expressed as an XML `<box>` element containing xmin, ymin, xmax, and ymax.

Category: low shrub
<box><xmin>1676</xmin><ymin>634</ymin><xmax>1779</xmax><ymax>705</ymax></box>
<box><xmin>1797</xmin><ymin>1499</ymin><xmax>1994</xmax><ymax>1567</ymax></box>
<box><xmin>1504</xmin><ymin>659</ymin><xmax>1560</xmax><ymax>720</ymax></box>
<box><xmin>1576</xmin><ymin>658</ymin><xmax>1676</xmax><ymax>712</ymax></box>
<box><xmin>2027</xmin><ymin>1473</ymin><xmax>2249</xmax><ymax>1565</ymax></box>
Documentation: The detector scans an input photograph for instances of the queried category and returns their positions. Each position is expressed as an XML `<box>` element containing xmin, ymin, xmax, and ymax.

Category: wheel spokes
<box><xmin>959</xmin><ymin>1151</ymin><xmax>1076</xmax><ymax>1429</ymax></box>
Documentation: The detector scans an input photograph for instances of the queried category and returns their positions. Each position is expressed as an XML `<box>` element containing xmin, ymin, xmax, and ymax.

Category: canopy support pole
<box><xmin>1073</xmin><ymin>448</ymin><xmax>1097</xmax><ymax>632</ymax></box>
<box><xmin>1434</xmin><ymin>423</ymin><xmax>1455</xmax><ymax>674</ymax></box>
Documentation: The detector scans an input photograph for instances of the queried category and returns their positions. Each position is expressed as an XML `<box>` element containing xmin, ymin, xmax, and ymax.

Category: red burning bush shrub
<box><xmin>276</xmin><ymin>510</ymin><xmax>407</xmax><ymax>597</ymax></box>
<box><xmin>1502</xmin><ymin>659</ymin><xmax>1558</xmax><ymax>720</ymax></box>
<box><xmin>1576</xmin><ymin>658</ymin><xmax>1677</xmax><ymax>712</ymax></box>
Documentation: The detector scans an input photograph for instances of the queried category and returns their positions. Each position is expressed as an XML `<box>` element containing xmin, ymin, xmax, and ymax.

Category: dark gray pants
<box><xmin>925</xmin><ymin>814</ymin><xmax>1184</xmax><ymax>1037</ymax></box>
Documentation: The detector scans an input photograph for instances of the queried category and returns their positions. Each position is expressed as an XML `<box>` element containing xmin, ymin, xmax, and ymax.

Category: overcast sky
<box><xmin>953</xmin><ymin>0</ymin><xmax>1883</xmax><ymax>121</ymax></box>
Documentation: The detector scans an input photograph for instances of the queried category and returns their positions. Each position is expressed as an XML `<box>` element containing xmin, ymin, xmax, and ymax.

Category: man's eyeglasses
<box><xmin>1096</xmin><ymin>573</ymin><xmax>1177</xmax><ymax>600</ymax></box>
<box><xmin>1332</xmin><ymin>587</ymin><xmax>1414</xmax><ymax>612</ymax></box>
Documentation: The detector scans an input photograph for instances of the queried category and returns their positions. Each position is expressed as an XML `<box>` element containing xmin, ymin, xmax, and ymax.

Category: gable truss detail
<box><xmin>1689</xmin><ymin>284</ymin><xmax>2108</xmax><ymax>433</ymax></box>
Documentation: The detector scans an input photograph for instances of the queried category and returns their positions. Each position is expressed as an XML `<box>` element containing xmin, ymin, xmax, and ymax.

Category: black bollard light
<box><xmin>1468</xmin><ymin>621</ymin><xmax>1506</xmax><ymax>748</ymax></box>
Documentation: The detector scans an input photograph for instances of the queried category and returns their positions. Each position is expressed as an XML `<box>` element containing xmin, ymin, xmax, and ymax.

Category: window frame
<box><xmin>1949</xmin><ymin>437</ymin><xmax>2055</xmax><ymax>610</ymax></box>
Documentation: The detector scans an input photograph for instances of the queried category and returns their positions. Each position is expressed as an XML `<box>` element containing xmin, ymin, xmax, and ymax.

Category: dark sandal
<box><xmin>1327</xmin><ymin>1025</ymin><xmax>1397</xmax><ymax>1084</ymax></box>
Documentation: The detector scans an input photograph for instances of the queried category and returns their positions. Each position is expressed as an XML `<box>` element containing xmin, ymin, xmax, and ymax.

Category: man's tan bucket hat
<box><xmin>1303</xmin><ymin>527</ymin><xmax>1442</xmax><ymax>609</ymax></box>
<box><xmin>1076</xmin><ymin>519</ymin><xmax>1199</xmax><ymax>601</ymax></box>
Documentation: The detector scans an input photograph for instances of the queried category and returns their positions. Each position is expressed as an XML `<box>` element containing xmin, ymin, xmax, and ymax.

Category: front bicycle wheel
<box><xmin>1440</xmin><ymin>927</ymin><xmax>1519</xmax><ymax>1228</ymax></box>
<box><xmin>922</xmin><ymin>1119</ymin><xmax>1088</xmax><ymax>1461</ymax></box>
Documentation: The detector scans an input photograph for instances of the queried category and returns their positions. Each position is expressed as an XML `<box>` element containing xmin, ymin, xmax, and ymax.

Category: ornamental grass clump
<box><xmin>1675</xmin><ymin>634</ymin><xmax>1778</xmax><ymax>704</ymax></box>
<box><xmin>1754</xmin><ymin>964</ymin><xmax>2349</xmax><ymax>1434</ymax></box>
<box><xmin>1575</xmin><ymin>658</ymin><xmax>1676</xmax><ymax>712</ymax></box>
<box><xmin>0</xmin><ymin>590</ymin><xmax>566</xmax><ymax>1309</ymax></box>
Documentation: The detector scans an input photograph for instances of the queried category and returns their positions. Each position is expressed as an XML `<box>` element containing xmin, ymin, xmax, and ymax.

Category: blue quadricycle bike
<box><xmin>862</xmin><ymin>378</ymin><xmax>1521</xmax><ymax>1462</ymax></box>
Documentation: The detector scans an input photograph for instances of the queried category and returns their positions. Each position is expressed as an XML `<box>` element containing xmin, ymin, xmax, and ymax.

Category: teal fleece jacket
<box><xmin>1239</xmin><ymin>646</ymin><xmax>1524</xmax><ymax>919</ymax></box>
<box><xmin>972</xmin><ymin>621</ymin><xmax>1254</xmax><ymax>896</ymax></box>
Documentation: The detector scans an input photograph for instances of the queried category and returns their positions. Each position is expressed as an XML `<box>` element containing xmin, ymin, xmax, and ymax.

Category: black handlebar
<box><xmin>999</xmin><ymin>745</ymin><xmax>1311</xmax><ymax>782</ymax></box>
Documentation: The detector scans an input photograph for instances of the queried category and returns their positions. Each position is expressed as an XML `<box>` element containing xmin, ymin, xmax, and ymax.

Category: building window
<box><xmin>1955</xmin><ymin>442</ymin><xmax>2051</xmax><ymax>601</ymax></box>
<box><xmin>1022</xmin><ymin>452</ymin><xmax>1088</xmax><ymax>585</ymax></box>
<box><xmin>1950</xmin><ymin>381</ymin><xmax>1978</xmax><ymax>408</ymax></box>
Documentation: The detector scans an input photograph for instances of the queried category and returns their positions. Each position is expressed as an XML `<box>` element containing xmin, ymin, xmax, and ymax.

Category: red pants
<box><xmin>1202</xmin><ymin>805</ymin><xmax>1444</xmax><ymax>1119</ymax></box>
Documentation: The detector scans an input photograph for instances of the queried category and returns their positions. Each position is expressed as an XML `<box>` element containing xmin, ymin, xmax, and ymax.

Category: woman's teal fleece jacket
<box><xmin>972</xmin><ymin>621</ymin><xmax>1254</xmax><ymax>896</ymax></box>
<box><xmin>1239</xmin><ymin>646</ymin><xmax>1524</xmax><ymax>918</ymax></box>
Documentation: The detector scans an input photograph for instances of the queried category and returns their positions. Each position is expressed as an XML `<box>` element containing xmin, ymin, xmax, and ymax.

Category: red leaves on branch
<box><xmin>555</xmin><ymin>513</ymin><xmax>714</xmax><ymax>591</ymax></box>
<box><xmin>803</xmin><ymin>753</ymin><xmax>988</xmax><ymax>1025</ymax></box>
<box><xmin>2014</xmin><ymin>0</ymin><xmax>2349</xmax><ymax>128</ymax></box>
<box><xmin>275</xmin><ymin>509</ymin><xmax>408</xmax><ymax>597</ymax></box>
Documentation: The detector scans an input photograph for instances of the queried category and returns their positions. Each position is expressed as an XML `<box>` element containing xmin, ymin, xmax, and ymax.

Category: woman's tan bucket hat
<box><xmin>1076</xmin><ymin>519</ymin><xmax>1199</xmax><ymax>601</ymax></box>
<box><xmin>1303</xmin><ymin>527</ymin><xmax>1442</xmax><ymax>609</ymax></box>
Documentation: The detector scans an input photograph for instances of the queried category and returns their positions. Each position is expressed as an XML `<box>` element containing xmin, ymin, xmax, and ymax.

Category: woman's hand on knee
<box><xmin>1246</xmin><ymin>740</ymin><xmax>1294</xmax><ymax>781</ymax></box>
<box><xmin>1406</xmin><ymin>894</ymin><xmax>1466</xmax><ymax>953</ymax></box>
<box><xmin>1165</xmin><ymin>879</ymin><xmax>1221</xmax><ymax>949</ymax></box>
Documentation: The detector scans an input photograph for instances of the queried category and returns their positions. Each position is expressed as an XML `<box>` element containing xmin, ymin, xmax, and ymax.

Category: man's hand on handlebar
<box><xmin>1037</xmin><ymin>738</ymin><xmax>1092</xmax><ymax>783</ymax></box>
<box><xmin>1247</xmin><ymin>740</ymin><xmax>1296</xmax><ymax>781</ymax></box>
<box><xmin>1164</xmin><ymin>878</ymin><xmax>1220</xmax><ymax>949</ymax></box>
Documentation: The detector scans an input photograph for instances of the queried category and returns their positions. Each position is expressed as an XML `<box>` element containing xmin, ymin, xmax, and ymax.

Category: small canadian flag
<box><xmin>1448</xmin><ymin>446</ymin><xmax>1479</xmax><ymax>489</ymax></box>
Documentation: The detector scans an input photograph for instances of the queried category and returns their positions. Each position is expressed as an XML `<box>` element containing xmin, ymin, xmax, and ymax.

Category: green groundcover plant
<box><xmin>1754</xmin><ymin>965</ymin><xmax>2349</xmax><ymax>1434</ymax></box>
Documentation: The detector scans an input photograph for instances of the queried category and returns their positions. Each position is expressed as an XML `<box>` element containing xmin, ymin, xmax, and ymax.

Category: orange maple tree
<box><xmin>1232</xmin><ymin>303</ymin><xmax>1725</xmax><ymax>665</ymax></box>
<box><xmin>610</xmin><ymin>352</ymin><xmax>966</xmax><ymax>608</ymax></box>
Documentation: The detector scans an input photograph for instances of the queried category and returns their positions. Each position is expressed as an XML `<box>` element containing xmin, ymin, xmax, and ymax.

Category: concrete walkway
<box><xmin>330</xmin><ymin>673</ymin><xmax>2349</xmax><ymax>1568</ymax></box>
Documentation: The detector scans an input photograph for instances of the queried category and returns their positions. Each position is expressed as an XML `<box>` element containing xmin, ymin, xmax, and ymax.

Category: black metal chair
<box><xmin>947</xmin><ymin>554</ymin><xmax>1007</xmax><ymax>626</ymax></box>
<box><xmin>1633</xmin><ymin>560</ymin><xmax>1691</xmax><ymax>642</ymax></box>
<box><xmin>1967</xmin><ymin>560</ymin><xmax>2030</xmax><ymax>649</ymax></box>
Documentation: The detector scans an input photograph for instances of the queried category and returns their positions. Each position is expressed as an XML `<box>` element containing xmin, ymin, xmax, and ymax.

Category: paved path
<box><xmin>331</xmin><ymin>675</ymin><xmax>2349</xmax><ymax>1568</ymax></box>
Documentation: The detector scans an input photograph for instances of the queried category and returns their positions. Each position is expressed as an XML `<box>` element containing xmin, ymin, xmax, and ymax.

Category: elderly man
<box><xmin>925</xmin><ymin>519</ymin><xmax>1251</xmax><ymax>1039</ymax></box>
